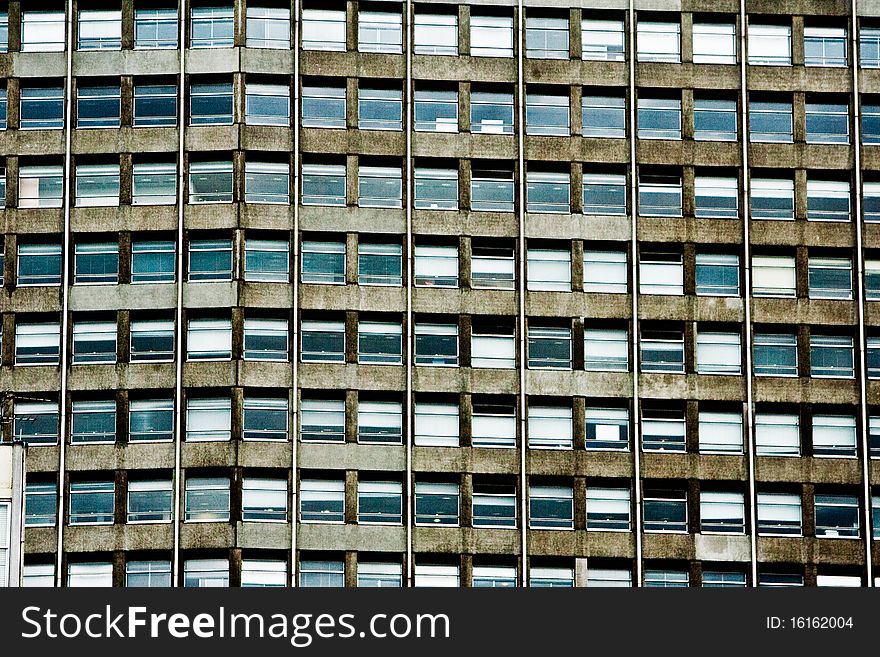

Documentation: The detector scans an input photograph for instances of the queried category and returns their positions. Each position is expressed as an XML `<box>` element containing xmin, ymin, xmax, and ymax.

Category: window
<box><xmin>301</xmin><ymin>240</ymin><xmax>344</xmax><ymax>284</ymax></box>
<box><xmin>246</xmin><ymin>83</ymin><xmax>290</xmax><ymax>126</ymax></box>
<box><xmin>471</xmin><ymin>91</ymin><xmax>514</xmax><ymax>134</ymax></box>
<box><xmin>643</xmin><ymin>488</ymin><xmax>687</xmax><ymax>532</ymax></box>
<box><xmin>808</xmin><ymin>257</ymin><xmax>852</xmax><ymax>299</ymax></box>
<box><xmin>700</xmin><ymin>492</ymin><xmax>745</xmax><ymax>534</ymax></box>
<box><xmin>414</xmin><ymin>90</ymin><xmax>458</xmax><ymax>133</ymax></box>
<box><xmin>527</xmin><ymin>171</ymin><xmax>570</xmax><ymax>213</ymax></box>
<box><xmin>812</xmin><ymin>415</ymin><xmax>857</xmax><ymax>457</ymax></box>
<box><xmin>807</xmin><ymin>180</ymin><xmax>850</xmax><ymax>222</ymax></box>
<box><xmin>0</xmin><ymin>88</ymin><xmax>6</xmax><ymax>130</ymax></box>
<box><xmin>693</xmin><ymin>23</ymin><xmax>736</xmax><ymax>64</ymax></box>
<box><xmin>582</xmin><ymin>95</ymin><xmax>626</xmax><ymax>138</ymax></box>
<box><xmin>586</xmin><ymin>487</ymin><xmax>631</xmax><ymax>531</ymax></box>
<box><xmin>638</xmin><ymin>173</ymin><xmax>682</xmax><ymax>216</ymax></box>
<box><xmin>748</xmin><ymin>24</ymin><xmax>791</xmax><ymax>65</ymax></box>
<box><xmin>866</xmin><ymin>182</ymin><xmax>880</xmax><ymax>222</ymax></box>
<box><xmin>300</xmin><ymin>479</ymin><xmax>344</xmax><ymax>523</ymax></box>
<box><xmin>188</xmin><ymin>238</ymin><xmax>232</xmax><ymax>281</ymax></box>
<box><xmin>414</xmin><ymin>564</ymin><xmax>459</xmax><ymax>588</ymax></box>
<box><xmin>528</xmin><ymin>405</ymin><xmax>573</xmax><ymax>449</ymax></box>
<box><xmin>243</xmin><ymin>318</ymin><xmax>288</xmax><ymax>361</ymax></box>
<box><xmin>815</xmin><ymin>495</ymin><xmax>859</xmax><ymax>538</ymax></box>
<box><xmin>527</xmin><ymin>326</ymin><xmax>572</xmax><ymax>370</ymax></box>
<box><xmin>301</xmin><ymin>163</ymin><xmax>346</xmax><ymax>206</ymax></box>
<box><xmin>126</xmin><ymin>560</ymin><xmax>172</xmax><ymax>588</ymax></box>
<box><xmin>639</xmin><ymin>251</ymin><xmax>683</xmax><ymax>295</ymax></box>
<box><xmin>694</xmin><ymin>97</ymin><xmax>737</xmax><ymax>141</ymax></box>
<box><xmin>864</xmin><ymin>103</ymin><xmax>880</xmax><ymax>145</ymax></box>
<box><xmin>15</xmin><ymin>322</ymin><xmax>61</xmax><ymax>366</ymax></box>
<box><xmin>473</xmin><ymin>485</ymin><xmax>516</xmax><ymax>528</ymax></box>
<box><xmin>69</xmin><ymin>481</ymin><xmax>115</xmax><ymax>525</ymax></box>
<box><xmin>755</xmin><ymin>412</ymin><xmax>800</xmax><ymax>457</ymax></box>
<box><xmin>637</xmin><ymin>21</ymin><xmax>680</xmax><ymax>62</ymax></box>
<box><xmin>358</xmin><ymin>10</ymin><xmax>402</xmax><ymax>53</ymax></box>
<box><xmin>753</xmin><ymin>332</ymin><xmax>798</xmax><ymax>377</ymax></box>
<box><xmin>299</xmin><ymin>559</ymin><xmax>344</xmax><ymax>587</ymax></box>
<box><xmin>246</xmin><ymin>7</ymin><xmax>289</xmax><ymax>49</ymax></box>
<box><xmin>641</xmin><ymin>329</ymin><xmax>685</xmax><ymax>373</ymax></box>
<box><xmin>19</xmin><ymin>165</ymin><xmax>63</xmax><ymax>207</ymax></box>
<box><xmin>359</xmin><ymin>320</ymin><xmax>404</xmax><ymax>365</ymax></box>
<box><xmin>78</xmin><ymin>10</ymin><xmax>121</xmax><ymax>50</ymax></box>
<box><xmin>810</xmin><ymin>335</ymin><xmax>854</xmax><ymax>378</ymax></box>
<box><xmin>243</xmin><ymin>397</ymin><xmax>288</xmax><ymax>442</ymax></box>
<box><xmin>245</xmin><ymin>162</ymin><xmax>289</xmax><ymax>204</ymax></box>
<box><xmin>471</xmin><ymin>401</ymin><xmax>516</xmax><ymax>448</ymax></box>
<box><xmin>699</xmin><ymin>410</ymin><xmax>744</xmax><ymax>454</ymax></box>
<box><xmin>71</xmin><ymin>400</ymin><xmax>116</xmax><ymax>443</ymax></box>
<box><xmin>526</xmin><ymin>16</ymin><xmax>568</xmax><ymax>59</ymax></box>
<box><xmin>185</xmin><ymin>477</ymin><xmax>230</xmax><ymax>522</ymax></box>
<box><xmin>132</xmin><ymin>163</ymin><xmax>177</xmax><ymax>205</ymax></box>
<box><xmin>866</xmin><ymin>260</ymin><xmax>880</xmax><ymax>300</ymax></box>
<box><xmin>68</xmin><ymin>563</ymin><xmax>113</xmax><ymax>587</ymax></box>
<box><xmin>357</xmin><ymin>400</ymin><xmax>402</xmax><ymax>445</ymax></box>
<box><xmin>532</xmin><ymin>566</ymin><xmax>575</xmax><ymax>587</ymax></box>
<box><xmin>415</xmin><ymin>245</ymin><xmax>458</xmax><ymax>287</ymax></box>
<box><xmin>184</xmin><ymin>559</ymin><xmax>229</xmax><ymax>588</ymax></box>
<box><xmin>186</xmin><ymin>397</ymin><xmax>231</xmax><ymax>442</ymax></box>
<box><xmin>301</xmin><ymin>85</ymin><xmax>344</xmax><ymax>129</ymax></box>
<box><xmin>870</xmin><ymin>337</ymin><xmax>880</xmax><ymax>378</ymax></box>
<box><xmin>586</xmin><ymin>568</ymin><xmax>631</xmax><ymax>588</ymax></box>
<box><xmin>414</xmin><ymin>323</ymin><xmax>458</xmax><ymax>366</ymax></box>
<box><xmin>25</xmin><ymin>482</ymin><xmax>57</xmax><ymax>527</ymax></box>
<box><xmin>23</xmin><ymin>564</ymin><xmax>56</xmax><ymax>588</ymax></box>
<box><xmin>190</xmin><ymin>82</ymin><xmax>233</xmax><ymax>125</ymax></box>
<box><xmin>586</xmin><ymin>407</ymin><xmax>629</xmax><ymax>451</ymax></box>
<box><xmin>241</xmin><ymin>560</ymin><xmax>286</xmax><ymax>588</ymax></box>
<box><xmin>186</xmin><ymin>318</ymin><xmax>232</xmax><ymax>361</ymax></box>
<box><xmin>752</xmin><ymin>255</ymin><xmax>796</xmax><ymax>297</ymax></box>
<box><xmin>527</xmin><ymin>248</ymin><xmax>570</xmax><ymax>291</ymax></box>
<box><xmin>804</xmin><ymin>26</ymin><xmax>847</xmax><ymax>67</ymax></box>
<box><xmin>127</xmin><ymin>480</ymin><xmax>172</xmax><ymax>523</ymax></box>
<box><xmin>806</xmin><ymin>101</ymin><xmax>849</xmax><ymax>144</ymax></box>
<box><xmin>749</xmin><ymin>100</ymin><xmax>792</xmax><ymax>142</ymax></box>
<box><xmin>473</xmin><ymin>565</ymin><xmax>517</xmax><ymax>588</ymax></box>
<box><xmin>696</xmin><ymin>331</ymin><xmax>741</xmax><ymax>375</ymax></box>
<box><xmin>358</xmin><ymin>481</ymin><xmax>402</xmax><ymax>525</ymax></box>
<box><xmin>582</xmin><ymin>18</ymin><xmax>624</xmax><ymax>60</ymax></box>
<box><xmin>358</xmin><ymin>242</ymin><xmax>402</xmax><ymax>286</ymax></box>
<box><xmin>584</xmin><ymin>328</ymin><xmax>628</xmax><ymax>372</ymax></box>
<box><xmin>133</xmin><ymin>84</ymin><xmax>177</xmax><ymax>127</ymax></box>
<box><xmin>638</xmin><ymin>96</ymin><xmax>681</xmax><ymax>139</ymax></box>
<box><xmin>358</xmin><ymin>165</ymin><xmax>402</xmax><ymax>208</ymax></box>
<box><xmin>14</xmin><ymin>402</ymin><xmax>59</xmax><ymax>445</ymax></box>
<box><xmin>696</xmin><ymin>253</ymin><xmax>739</xmax><ymax>296</ymax></box>
<box><xmin>526</xmin><ymin>93</ymin><xmax>570</xmax><ymax>136</ymax></box>
<box><xmin>472</xmin><ymin>245</ymin><xmax>515</xmax><ymax>290</ymax></box>
<box><xmin>129</xmin><ymin>399</ymin><xmax>174</xmax><ymax>442</ymax></box>
<box><xmin>641</xmin><ymin>408</ymin><xmax>686</xmax><ymax>452</ymax></box>
<box><xmin>72</xmin><ymin>320</ymin><xmax>117</xmax><ymax>364</ymax></box>
<box><xmin>188</xmin><ymin>161</ymin><xmax>234</xmax><ymax>203</ymax></box>
<box><xmin>301</xmin><ymin>9</ymin><xmax>346</xmax><ymax>51</ymax></box>
<box><xmin>358</xmin><ymin>562</ymin><xmax>402</xmax><ymax>588</ymax></box>
<box><xmin>301</xmin><ymin>319</ymin><xmax>345</xmax><ymax>362</ymax></box>
<box><xmin>18</xmin><ymin>243</ymin><xmax>62</xmax><ymax>286</ymax></box>
<box><xmin>414</xmin><ymin>167</ymin><xmax>458</xmax><ymax>210</ymax></box>
<box><xmin>242</xmin><ymin>479</ymin><xmax>287</xmax><ymax>522</ymax></box>
<box><xmin>703</xmin><ymin>571</ymin><xmax>748</xmax><ymax>588</ymax></box>
<box><xmin>20</xmin><ymin>86</ymin><xmax>64</xmax><ymax>130</ymax></box>
<box><xmin>0</xmin><ymin>13</ymin><xmax>5</xmax><ymax>53</ymax></box>
<box><xmin>358</xmin><ymin>87</ymin><xmax>402</xmax><ymax>131</ymax></box>
<box><xmin>245</xmin><ymin>238</ymin><xmax>289</xmax><ymax>283</ymax></box>
<box><xmin>470</xmin><ymin>14</ymin><xmax>514</xmax><ymax>58</ymax></box>
<box><xmin>414</xmin><ymin>401</ymin><xmax>458</xmax><ymax>447</ymax></box>
<box><xmin>645</xmin><ymin>570</ymin><xmax>689</xmax><ymax>588</ymax></box>
<box><xmin>77</xmin><ymin>85</ymin><xmax>121</xmax><ymax>128</ymax></box>
<box><xmin>694</xmin><ymin>176</ymin><xmax>738</xmax><ymax>219</ymax></box>
<box><xmin>191</xmin><ymin>6</ymin><xmax>234</xmax><ymax>48</ymax></box>
<box><xmin>757</xmin><ymin>492</ymin><xmax>802</xmax><ymax>535</ymax></box>
<box><xmin>21</xmin><ymin>11</ymin><xmax>66</xmax><ymax>52</ymax></box>
<box><xmin>529</xmin><ymin>485</ymin><xmax>574</xmax><ymax>529</ymax></box>
<box><xmin>135</xmin><ymin>8</ymin><xmax>178</xmax><ymax>49</ymax></box>
<box><xmin>584</xmin><ymin>250</ymin><xmax>627</xmax><ymax>292</ymax></box>
<box><xmin>75</xmin><ymin>164</ymin><xmax>120</xmax><ymax>207</ymax></box>
<box><xmin>414</xmin><ymin>12</ymin><xmax>457</xmax><ymax>55</ymax></box>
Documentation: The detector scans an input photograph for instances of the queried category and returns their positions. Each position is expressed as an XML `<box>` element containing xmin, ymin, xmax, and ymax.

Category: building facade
<box><xmin>0</xmin><ymin>0</ymin><xmax>879</xmax><ymax>588</ymax></box>
<box><xmin>0</xmin><ymin>442</ymin><xmax>26</xmax><ymax>587</ymax></box>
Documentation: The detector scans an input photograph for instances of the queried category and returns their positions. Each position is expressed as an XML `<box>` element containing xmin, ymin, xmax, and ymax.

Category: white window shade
<box><xmin>700</xmin><ymin>492</ymin><xmax>744</xmax><ymax>523</ymax></box>
<box><xmin>16</xmin><ymin>323</ymin><xmax>60</xmax><ymax>349</ymax></box>
<box><xmin>414</xmin><ymin>403</ymin><xmax>459</xmax><ymax>446</ymax></box>
<box><xmin>696</xmin><ymin>332</ymin><xmax>741</xmax><ymax>373</ymax></box>
<box><xmin>586</xmin><ymin>488</ymin><xmax>630</xmax><ymax>514</ymax></box>
<box><xmin>415</xmin><ymin>246</ymin><xmax>458</xmax><ymax>280</ymax></box>
<box><xmin>749</xmin><ymin>24</ymin><xmax>791</xmax><ymax>64</ymax></box>
<box><xmin>0</xmin><ymin>503</ymin><xmax>8</xmax><ymax>587</ymax></box>
<box><xmin>472</xmin><ymin>334</ymin><xmax>515</xmax><ymax>368</ymax></box>
<box><xmin>812</xmin><ymin>415</ymin><xmax>857</xmax><ymax>452</ymax></box>
<box><xmin>528</xmin><ymin>249</ymin><xmax>571</xmax><ymax>290</ymax></box>
<box><xmin>693</xmin><ymin>23</ymin><xmax>735</xmax><ymax>63</ymax></box>
<box><xmin>186</xmin><ymin>398</ymin><xmax>232</xmax><ymax>441</ymax></box>
<box><xmin>757</xmin><ymin>493</ymin><xmax>801</xmax><ymax>522</ymax></box>
<box><xmin>528</xmin><ymin>406</ymin><xmax>573</xmax><ymax>448</ymax></box>
<box><xmin>752</xmin><ymin>256</ymin><xmax>796</xmax><ymax>294</ymax></box>
<box><xmin>472</xmin><ymin>412</ymin><xmax>516</xmax><ymax>447</ymax></box>
<box><xmin>188</xmin><ymin>319</ymin><xmax>232</xmax><ymax>353</ymax></box>
<box><xmin>756</xmin><ymin>413</ymin><xmax>800</xmax><ymax>455</ymax></box>
<box><xmin>699</xmin><ymin>411</ymin><xmax>743</xmax><ymax>452</ymax></box>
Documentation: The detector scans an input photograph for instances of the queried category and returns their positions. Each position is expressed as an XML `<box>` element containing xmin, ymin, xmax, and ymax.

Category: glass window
<box><xmin>243</xmin><ymin>397</ymin><xmax>288</xmax><ymax>442</ymax></box>
<box><xmin>693</xmin><ymin>23</ymin><xmax>736</xmax><ymax>64</ymax></box>
<box><xmin>243</xmin><ymin>318</ymin><xmax>288</xmax><ymax>361</ymax></box>
<box><xmin>471</xmin><ymin>167</ymin><xmax>515</xmax><ymax>212</ymax></box>
<box><xmin>358</xmin><ymin>87</ymin><xmax>402</xmax><ymax>131</ymax></box>
<box><xmin>804</xmin><ymin>26</ymin><xmax>847</xmax><ymax>67</ymax></box>
<box><xmin>582</xmin><ymin>94</ymin><xmax>625</xmax><ymax>138</ymax></box>
<box><xmin>135</xmin><ymin>8</ymin><xmax>178</xmax><ymax>49</ymax></box>
<box><xmin>301</xmin><ymin>240</ymin><xmax>344</xmax><ymax>284</ymax></box>
<box><xmin>25</xmin><ymin>482</ymin><xmax>57</xmax><ymax>528</ymax></box>
<box><xmin>696</xmin><ymin>331</ymin><xmax>742</xmax><ymax>375</ymax></box>
<box><xmin>358</xmin><ymin>401</ymin><xmax>402</xmax><ymax>445</ymax></box>
<box><xmin>357</xmin><ymin>481</ymin><xmax>402</xmax><ymax>525</ymax></box>
<box><xmin>862</xmin><ymin>28</ymin><xmax>880</xmax><ymax>68</ymax></box>
<box><xmin>241</xmin><ymin>560</ymin><xmax>286</xmax><ymax>588</ymax></box>
<box><xmin>358</xmin><ymin>242</ymin><xmax>402</xmax><ymax>286</ymax></box>
<box><xmin>71</xmin><ymin>399</ymin><xmax>116</xmax><ymax>444</ymax></box>
<box><xmin>870</xmin><ymin>337</ymin><xmax>880</xmax><ymax>378</ymax></box>
<box><xmin>640</xmin><ymin>329</ymin><xmax>685</xmax><ymax>373</ymax></box>
<box><xmin>75</xmin><ymin>164</ymin><xmax>120</xmax><ymax>207</ymax></box>
<box><xmin>246</xmin><ymin>83</ymin><xmax>290</xmax><ymax>126</ymax></box>
<box><xmin>186</xmin><ymin>397</ymin><xmax>231</xmax><ymax>441</ymax></box>
<box><xmin>586</xmin><ymin>487</ymin><xmax>631</xmax><ymax>531</ymax></box>
<box><xmin>527</xmin><ymin>248</ymin><xmax>570</xmax><ymax>291</ymax></box>
<box><xmin>472</xmin><ymin>565</ymin><xmax>517</xmax><ymax>588</ymax></box>
<box><xmin>414</xmin><ymin>89</ymin><xmax>458</xmax><ymax>133</ymax></box>
<box><xmin>19</xmin><ymin>165</ymin><xmax>63</xmax><ymax>208</ymax></box>
<box><xmin>358</xmin><ymin>562</ymin><xmax>403</xmax><ymax>588</ymax></box>
<box><xmin>529</xmin><ymin>485</ymin><xmax>574</xmax><ymax>529</ymax></box>
<box><xmin>68</xmin><ymin>563</ymin><xmax>113</xmax><ymax>587</ymax></box>
<box><xmin>191</xmin><ymin>6</ymin><xmax>234</xmax><ymax>48</ymax></box>
<box><xmin>184</xmin><ymin>559</ymin><xmax>229</xmax><ymax>588</ymax></box>
<box><xmin>471</xmin><ymin>14</ymin><xmax>514</xmax><ymax>57</ymax></box>
<box><xmin>78</xmin><ymin>10</ymin><xmax>121</xmax><ymax>50</ymax></box>
<box><xmin>700</xmin><ymin>491</ymin><xmax>745</xmax><ymax>534</ymax></box>
<box><xmin>415</xmin><ymin>245</ymin><xmax>458</xmax><ymax>287</ymax></box>
<box><xmin>526</xmin><ymin>93</ymin><xmax>570</xmax><ymax>136</ymax></box>
<box><xmin>414</xmin><ymin>12</ymin><xmax>457</xmax><ymax>55</ymax></box>
<box><xmin>302</xmin><ymin>84</ymin><xmax>344</xmax><ymax>128</ymax></box>
<box><xmin>812</xmin><ymin>415</ymin><xmax>857</xmax><ymax>457</ymax></box>
<box><xmin>749</xmin><ymin>101</ymin><xmax>793</xmax><ymax>142</ymax></box>
<box><xmin>185</xmin><ymin>477</ymin><xmax>230</xmax><ymax>522</ymax></box>
<box><xmin>699</xmin><ymin>410</ymin><xmax>744</xmax><ymax>454</ymax></box>
<box><xmin>527</xmin><ymin>170</ymin><xmax>570</xmax><ymax>213</ymax></box>
<box><xmin>20</xmin><ymin>86</ymin><xmax>65</xmax><ymax>130</ymax></box>
<box><xmin>14</xmin><ymin>402</ymin><xmax>59</xmax><ymax>445</ymax></box>
<box><xmin>300</xmin><ymin>479</ymin><xmax>345</xmax><ymax>523</ymax></box>
<box><xmin>581</xmin><ymin>173</ymin><xmax>625</xmax><ymax>215</ymax></box>
<box><xmin>638</xmin><ymin>173</ymin><xmax>682</xmax><ymax>216</ymax></box>
<box><xmin>17</xmin><ymin>243</ymin><xmax>62</xmax><ymax>286</ymax></box>
<box><xmin>246</xmin><ymin>7</ymin><xmax>289</xmax><ymax>49</ymax></box>
<box><xmin>69</xmin><ymin>481</ymin><xmax>115</xmax><ymax>525</ymax></box>
<box><xmin>127</xmin><ymin>480</ymin><xmax>172</xmax><ymax>523</ymax></box>
<box><xmin>473</xmin><ymin>485</ymin><xmax>516</xmax><ymax>528</ymax></box>
<box><xmin>415</xmin><ymin>323</ymin><xmax>458</xmax><ymax>366</ymax></box>
<box><xmin>21</xmin><ymin>11</ymin><xmax>66</xmax><ymax>52</ymax></box>
<box><xmin>807</xmin><ymin>179</ymin><xmax>851</xmax><ymax>222</ymax></box>
<box><xmin>694</xmin><ymin>176</ymin><xmax>738</xmax><ymax>219</ymax></box>
<box><xmin>242</xmin><ymin>478</ymin><xmax>287</xmax><ymax>522</ymax></box>
<box><xmin>358</xmin><ymin>10</ymin><xmax>402</xmax><ymax>54</ymax></box>
<box><xmin>806</xmin><ymin>101</ymin><xmax>849</xmax><ymax>144</ymax></box>
<box><xmin>188</xmin><ymin>161</ymin><xmax>234</xmax><ymax>203</ymax></box>
<box><xmin>471</xmin><ymin>401</ymin><xmax>516</xmax><ymax>448</ymax></box>
<box><xmin>15</xmin><ymin>322</ymin><xmax>61</xmax><ymax>366</ymax></box>
<box><xmin>753</xmin><ymin>332</ymin><xmax>798</xmax><ymax>376</ymax></box>
<box><xmin>186</xmin><ymin>318</ymin><xmax>232</xmax><ymax>361</ymax></box>
<box><xmin>471</xmin><ymin>91</ymin><xmax>514</xmax><ymax>134</ymax></box>
<box><xmin>527</xmin><ymin>326</ymin><xmax>572</xmax><ymax>370</ymax></box>
<box><xmin>584</xmin><ymin>328</ymin><xmax>628</xmax><ymax>372</ymax></box>
<box><xmin>188</xmin><ymin>238</ymin><xmax>232</xmax><ymax>281</ymax></box>
<box><xmin>810</xmin><ymin>334</ymin><xmax>854</xmax><ymax>378</ymax></box>
<box><xmin>129</xmin><ymin>398</ymin><xmax>174</xmax><ymax>442</ymax></box>
<box><xmin>301</xmin><ymin>9</ymin><xmax>346</xmax><ymax>51</ymax></box>
<box><xmin>694</xmin><ymin>97</ymin><xmax>737</xmax><ymax>141</ymax></box>
<box><xmin>190</xmin><ymin>82</ymin><xmax>233</xmax><ymax>125</ymax></box>
<box><xmin>864</xmin><ymin>103</ymin><xmax>880</xmax><ymax>144</ymax></box>
<box><xmin>808</xmin><ymin>256</ymin><xmax>852</xmax><ymax>299</ymax></box>
<box><xmin>748</xmin><ymin>24</ymin><xmax>792</xmax><ymax>65</ymax></box>
<box><xmin>299</xmin><ymin>559</ymin><xmax>344</xmax><ymax>587</ymax></box>
<box><xmin>752</xmin><ymin>255</ymin><xmax>796</xmax><ymax>297</ymax></box>
<box><xmin>77</xmin><ymin>85</ymin><xmax>121</xmax><ymax>128</ymax></box>
<box><xmin>757</xmin><ymin>492</ymin><xmax>802</xmax><ymax>535</ymax></box>
<box><xmin>865</xmin><ymin>182</ymin><xmax>880</xmax><ymax>222</ymax></box>
<box><xmin>755</xmin><ymin>413</ymin><xmax>800</xmax><ymax>457</ymax></box>
<box><xmin>526</xmin><ymin>16</ymin><xmax>569</xmax><ymax>59</ymax></box>
<box><xmin>696</xmin><ymin>253</ymin><xmax>739</xmax><ymax>296</ymax></box>
<box><xmin>359</xmin><ymin>320</ymin><xmax>404</xmax><ymax>365</ymax></box>
<box><xmin>244</xmin><ymin>238</ymin><xmax>289</xmax><ymax>282</ymax></box>
<box><xmin>586</xmin><ymin>568</ymin><xmax>631</xmax><ymax>588</ymax></box>
<box><xmin>471</xmin><ymin>244</ymin><xmax>515</xmax><ymax>289</ymax></box>
<box><xmin>642</xmin><ymin>408</ymin><xmax>686</xmax><ymax>453</ymax></box>
<box><xmin>638</xmin><ymin>96</ymin><xmax>681</xmax><ymax>139</ymax></box>
<box><xmin>130</xmin><ymin>318</ymin><xmax>176</xmax><ymax>362</ymax></box>
<box><xmin>358</xmin><ymin>165</ymin><xmax>402</xmax><ymax>208</ymax></box>
<box><xmin>643</xmin><ymin>488</ymin><xmax>688</xmax><ymax>532</ymax></box>
<box><xmin>0</xmin><ymin>87</ymin><xmax>7</xmax><ymax>130</ymax></box>
<box><xmin>245</xmin><ymin>162</ymin><xmax>289</xmax><ymax>204</ymax></box>
<box><xmin>639</xmin><ymin>251</ymin><xmax>683</xmax><ymax>295</ymax></box>
<box><xmin>133</xmin><ymin>84</ymin><xmax>177</xmax><ymax>127</ymax></box>
<box><xmin>301</xmin><ymin>163</ymin><xmax>345</xmax><ymax>205</ymax></box>
<box><xmin>586</xmin><ymin>406</ymin><xmax>629</xmax><ymax>451</ymax></box>
<box><xmin>637</xmin><ymin>21</ymin><xmax>680</xmax><ymax>62</ymax></box>
<box><xmin>132</xmin><ymin>163</ymin><xmax>176</xmax><ymax>205</ymax></box>
<box><xmin>414</xmin><ymin>401</ymin><xmax>458</xmax><ymax>447</ymax></box>
<box><xmin>414</xmin><ymin>167</ymin><xmax>458</xmax><ymax>210</ymax></box>
<box><xmin>0</xmin><ymin>13</ymin><xmax>6</xmax><ymax>53</ymax></box>
<box><xmin>528</xmin><ymin>405</ymin><xmax>573</xmax><ymax>449</ymax></box>
<box><xmin>414</xmin><ymin>564</ymin><xmax>459</xmax><ymax>588</ymax></box>
<box><xmin>301</xmin><ymin>320</ymin><xmax>345</xmax><ymax>362</ymax></box>
<box><xmin>72</xmin><ymin>320</ymin><xmax>117</xmax><ymax>364</ymax></box>
<box><xmin>532</xmin><ymin>566</ymin><xmax>575</xmax><ymax>587</ymax></box>
<box><xmin>584</xmin><ymin>250</ymin><xmax>627</xmax><ymax>292</ymax></box>
<box><xmin>582</xmin><ymin>18</ymin><xmax>624</xmax><ymax>60</ymax></box>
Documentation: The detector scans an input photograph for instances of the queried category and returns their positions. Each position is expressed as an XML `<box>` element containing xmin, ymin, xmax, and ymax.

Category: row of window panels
<box><xmin>5</xmin><ymin>7</ymin><xmax>880</xmax><ymax>70</ymax></box>
<box><xmin>20</xmin><ymin>472</ymin><xmax>880</xmax><ymax>542</ymax></box>
<box><xmin>26</xmin><ymin>557</ymin><xmax>854</xmax><ymax>589</ymax></box>
<box><xmin>11</xmin><ymin>391</ymin><xmax>880</xmax><ymax>458</ymax></box>
<box><xmin>4</xmin><ymin>158</ymin><xmax>877</xmax><ymax>221</ymax></box>
<box><xmin>11</xmin><ymin>78</ymin><xmax>880</xmax><ymax>148</ymax></box>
